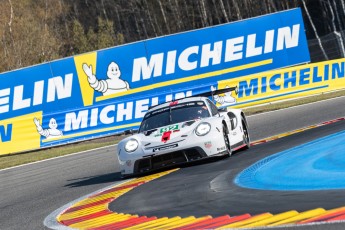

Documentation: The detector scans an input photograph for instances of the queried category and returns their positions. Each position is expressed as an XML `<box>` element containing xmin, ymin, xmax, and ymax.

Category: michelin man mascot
<box><xmin>211</xmin><ymin>85</ymin><xmax>237</xmax><ymax>106</ymax></box>
<box><xmin>82</xmin><ymin>62</ymin><xmax>130</xmax><ymax>96</ymax></box>
<box><xmin>33</xmin><ymin>118</ymin><xmax>63</xmax><ymax>139</ymax></box>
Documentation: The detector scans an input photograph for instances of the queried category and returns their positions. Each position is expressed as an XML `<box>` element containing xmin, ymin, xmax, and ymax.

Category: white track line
<box><xmin>0</xmin><ymin>144</ymin><xmax>117</xmax><ymax>172</ymax></box>
<box><xmin>255</xmin><ymin>220</ymin><xmax>345</xmax><ymax>229</ymax></box>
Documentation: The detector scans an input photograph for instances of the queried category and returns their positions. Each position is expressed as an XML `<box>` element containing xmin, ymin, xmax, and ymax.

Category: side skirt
<box><xmin>231</xmin><ymin>141</ymin><xmax>246</xmax><ymax>151</ymax></box>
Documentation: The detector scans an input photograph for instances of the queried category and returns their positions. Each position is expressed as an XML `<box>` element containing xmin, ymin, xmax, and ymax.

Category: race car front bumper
<box><xmin>133</xmin><ymin>146</ymin><xmax>209</xmax><ymax>174</ymax></box>
<box><xmin>118</xmin><ymin>126</ymin><xmax>228</xmax><ymax>176</ymax></box>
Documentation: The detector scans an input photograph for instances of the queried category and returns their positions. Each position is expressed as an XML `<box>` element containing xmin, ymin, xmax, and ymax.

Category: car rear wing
<box><xmin>193</xmin><ymin>86</ymin><xmax>238</xmax><ymax>98</ymax></box>
<box><xmin>148</xmin><ymin>86</ymin><xmax>238</xmax><ymax>110</ymax></box>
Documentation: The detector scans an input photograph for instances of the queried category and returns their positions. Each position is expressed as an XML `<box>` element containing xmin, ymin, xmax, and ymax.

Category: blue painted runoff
<box><xmin>235</xmin><ymin>130</ymin><xmax>345</xmax><ymax>191</ymax></box>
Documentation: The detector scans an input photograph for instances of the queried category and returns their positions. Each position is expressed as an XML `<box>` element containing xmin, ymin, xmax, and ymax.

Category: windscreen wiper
<box><xmin>144</xmin><ymin>128</ymin><xmax>157</xmax><ymax>136</ymax></box>
<box><xmin>169</xmin><ymin>106</ymin><xmax>172</xmax><ymax>124</ymax></box>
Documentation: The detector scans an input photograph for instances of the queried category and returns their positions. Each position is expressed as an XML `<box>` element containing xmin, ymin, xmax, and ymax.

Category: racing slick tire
<box><xmin>222</xmin><ymin>124</ymin><xmax>232</xmax><ymax>156</ymax></box>
<box><xmin>242</xmin><ymin>118</ymin><xmax>250</xmax><ymax>149</ymax></box>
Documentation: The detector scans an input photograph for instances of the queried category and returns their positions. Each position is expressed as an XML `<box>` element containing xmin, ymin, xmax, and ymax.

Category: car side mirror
<box><xmin>124</xmin><ymin>129</ymin><xmax>134</xmax><ymax>135</ymax></box>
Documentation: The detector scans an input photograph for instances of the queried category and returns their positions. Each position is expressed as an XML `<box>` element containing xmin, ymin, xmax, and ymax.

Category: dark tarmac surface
<box><xmin>110</xmin><ymin>120</ymin><xmax>345</xmax><ymax>218</ymax></box>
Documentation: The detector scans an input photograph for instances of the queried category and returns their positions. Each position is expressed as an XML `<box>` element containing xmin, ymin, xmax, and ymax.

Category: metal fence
<box><xmin>308</xmin><ymin>30</ymin><xmax>345</xmax><ymax>62</ymax></box>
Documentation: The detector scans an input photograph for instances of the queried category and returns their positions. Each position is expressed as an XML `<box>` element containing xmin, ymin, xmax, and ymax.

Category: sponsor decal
<box><xmin>217</xmin><ymin>146</ymin><xmax>226</xmax><ymax>151</ymax></box>
<box><xmin>204</xmin><ymin>141</ymin><xmax>212</xmax><ymax>149</ymax></box>
<box><xmin>169</xmin><ymin>101</ymin><xmax>178</xmax><ymax>106</ymax></box>
<box><xmin>160</xmin><ymin>124</ymin><xmax>179</xmax><ymax>134</ymax></box>
<box><xmin>152</xmin><ymin>143</ymin><xmax>178</xmax><ymax>152</ymax></box>
<box><xmin>161</xmin><ymin>131</ymin><xmax>172</xmax><ymax>143</ymax></box>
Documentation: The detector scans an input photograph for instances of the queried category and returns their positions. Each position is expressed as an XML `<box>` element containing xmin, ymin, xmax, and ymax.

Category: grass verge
<box><xmin>243</xmin><ymin>90</ymin><xmax>345</xmax><ymax>115</ymax></box>
<box><xmin>0</xmin><ymin>136</ymin><xmax>126</xmax><ymax>170</ymax></box>
<box><xmin>1</xmin><ymin>90</ymin><xmax>345</xmax><ymax>170</ymax></box>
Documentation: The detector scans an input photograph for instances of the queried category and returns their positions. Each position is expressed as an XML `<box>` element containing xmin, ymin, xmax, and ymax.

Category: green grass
<box><xmin>243</xmin><ymin>90</ymin><xmax>345</xmax><ymax>115</ymax></box>
<box><xmin>1</xmin><ymin>90</ymin><xmax>344</xmax><ymax>170</ymax></box>
<box><xmin>0</xmin><ymin>136</ymin><xmax>125</xmax><ymax>170</ymax></box>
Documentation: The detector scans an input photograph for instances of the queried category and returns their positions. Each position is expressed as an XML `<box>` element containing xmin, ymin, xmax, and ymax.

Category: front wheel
<box><xmin>242</xmin><ymin>118</ymin><xmax>250</xmax><ymax>149</ymax></box>
<box><xmin>222</xmin><ymin>124</ymin><xmax>232</xmax><ymax>156</ymax></box>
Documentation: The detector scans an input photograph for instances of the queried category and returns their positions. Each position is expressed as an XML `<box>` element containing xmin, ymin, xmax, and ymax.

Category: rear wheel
<box><xmin>222</xmin><ymin>124</ymin><xmax>232</xmax><ymax>156</ymax></box>
<box><xmin>242</xmin><ymin>119</ymin><xmax>250</xmax><ymax>149</ymax></box>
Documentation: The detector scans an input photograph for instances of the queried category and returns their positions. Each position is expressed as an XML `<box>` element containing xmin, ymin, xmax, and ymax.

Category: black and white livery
<box><xmin>117</xmin><ymin>91</ymin><xmax>250</xmax><ymax>177</ymax></box>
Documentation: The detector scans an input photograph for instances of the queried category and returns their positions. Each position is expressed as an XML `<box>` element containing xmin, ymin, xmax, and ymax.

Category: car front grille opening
<box><xmin>137</xmin><ymin>158</ymin><xmax>151</xmax><ymax>173</ymax></box>
<box><xmin>185</xmin><ymin>149</ymin><xmax>203</xmax><ymax>161</ymax></box>
<box><xmin>152</xmin><ymin>151</ymin><xmax>187</xmax><ymax>169</ymax></box>
<box><xmin>134</xmin><ymin>148</ymin><xmax>207</xmax><ymax>174</ymax></box>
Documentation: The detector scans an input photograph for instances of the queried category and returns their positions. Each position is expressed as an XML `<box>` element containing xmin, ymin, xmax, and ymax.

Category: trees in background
<box><xmin>0</xmin><ymin>0</ymin><xmax>344</xmax><ymax>72</ymax></box>
<box><xmin>0</xmin><ymin>0</ymin><xmax>61</xmax><ymax>71</ymax></box>
<box><xmin>0</xmin><ymin>0</ymin><xmax>124</xmax><ymax>72</ymax></box>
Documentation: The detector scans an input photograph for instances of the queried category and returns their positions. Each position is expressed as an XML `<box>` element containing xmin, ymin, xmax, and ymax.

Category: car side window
<box><xmin>207</xmin><ymin>99</ymin><xmax>219</xmax><ymax>116</ymax></box>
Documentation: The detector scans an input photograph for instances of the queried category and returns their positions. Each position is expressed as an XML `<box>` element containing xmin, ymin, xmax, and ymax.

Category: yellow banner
<box><xmin>216</xmin><ymin>58</ymin><xmax>345</xmax><ymax>108</ymax></box>
<box><xmin>74</xmin><ymin>52</ymin><xmax>97</xmax><ymax>106</ymax></box>
<box><xmin>0</xmin><ymin>111</ymin><xmax>42</xmax><ymax>155</ymax></box>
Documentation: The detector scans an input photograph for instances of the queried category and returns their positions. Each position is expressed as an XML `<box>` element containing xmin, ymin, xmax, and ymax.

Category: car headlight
<box><xmin>195</xmin><ymin>122</ymin><xmax>211</xmax><ymax>136</ymax></box>
<box><xmin>124</xmin><ymin>139</ymin><xmax>139</xmax><ymax>152</ymax></box>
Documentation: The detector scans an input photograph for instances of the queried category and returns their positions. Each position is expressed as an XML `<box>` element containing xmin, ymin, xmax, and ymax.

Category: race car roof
<box><xmin>148</xmin><ymin>96</ymin><xmax>208</xmax><ymax>112</ymax></box>
<box><xmin>148</xmin><ymin>86</ymin><xmax>236</xmax><ymax>112</ymax></box>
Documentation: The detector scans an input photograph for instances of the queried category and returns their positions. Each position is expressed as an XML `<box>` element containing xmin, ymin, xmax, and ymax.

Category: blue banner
<box><xmin>0</xmin><ymin>8</ymin><xmax>310</xmax><ymax>154</ymax></box>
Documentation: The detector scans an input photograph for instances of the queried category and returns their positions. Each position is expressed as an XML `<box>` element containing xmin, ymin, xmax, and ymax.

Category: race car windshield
<box><xmin>139</xmin><ymin>101</ymin><xmax>210</xmax><ymax>132</ymax></box>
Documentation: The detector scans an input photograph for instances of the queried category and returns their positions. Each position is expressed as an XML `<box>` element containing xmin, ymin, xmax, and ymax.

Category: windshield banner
<box><xmin>0</xmin><ymin>8</ymin><xmax>310</xmax><ymax>154</ymax></box>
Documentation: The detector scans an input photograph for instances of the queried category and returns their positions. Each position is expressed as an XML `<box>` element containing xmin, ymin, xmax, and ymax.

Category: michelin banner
<box><xmin>0</xmin><ymin>8</ymin><xmax>310</xmax><ymax>155</ymax></box>
<box><xmin>216</xmin><ymin>58</ymin><xmax>345</xmax><ymax>108</ymax></box>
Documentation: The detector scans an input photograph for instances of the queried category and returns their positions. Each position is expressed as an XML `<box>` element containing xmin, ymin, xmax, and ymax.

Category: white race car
<box><xmin>117</xmin><ymin>91</ymin><xmax>250</xmax><ymax>177</ymax></box>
